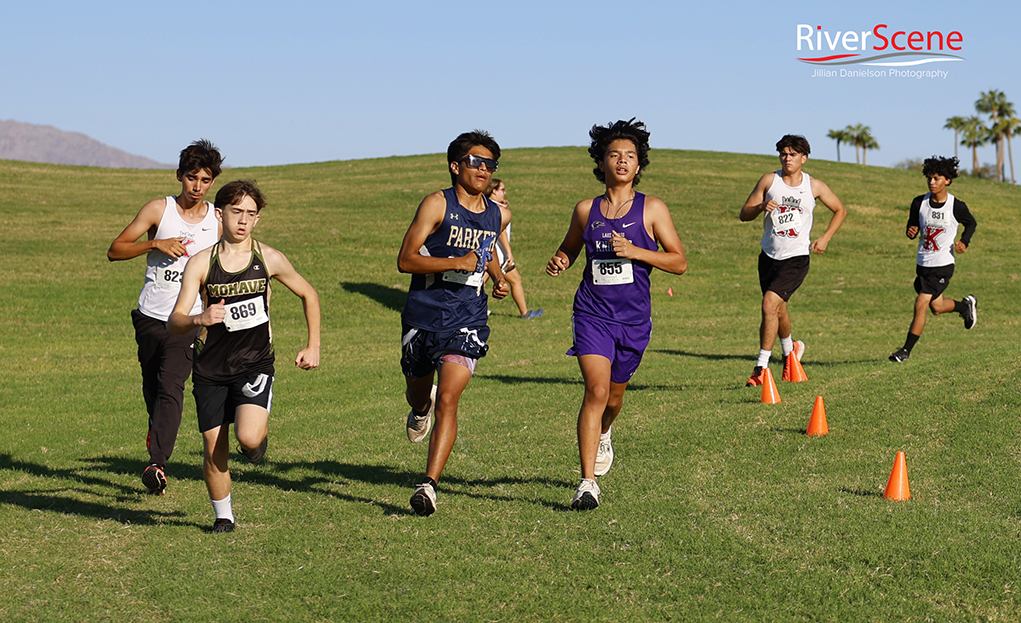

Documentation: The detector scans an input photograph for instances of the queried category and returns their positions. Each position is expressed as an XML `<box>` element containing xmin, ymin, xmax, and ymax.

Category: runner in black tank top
<box><xmin>168</xmin><ymin>180</ymin><xmax>320</xmax><ymax>534</ymax></box>
<box><xmin>193</xmin><ymin>239</ymin><xmax>275</xmax><ymax>385</ymax></box>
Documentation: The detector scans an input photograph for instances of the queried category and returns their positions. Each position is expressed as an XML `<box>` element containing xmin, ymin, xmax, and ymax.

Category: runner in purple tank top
<box><xmin>547</xmin><ymin>119</ymin><xmax>687</xmax><ymax>510</ymax></box>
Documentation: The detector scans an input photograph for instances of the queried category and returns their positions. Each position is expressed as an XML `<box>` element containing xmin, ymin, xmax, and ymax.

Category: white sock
<box><xmin>756</xmin><ymin>349</ymin><xmax>771</xmax><ymax>367</ymax></box>
<box><xmin>780</xmin><ymin>336</ymin><xmax>794</xmax><ymax>357</ymax></box>
<box><xmin>600</xmin><ymin>427</ymin><xmax>612</xmax><ymax>441</ymax></box>
<box><xmin>211</xmin><ymin>494</ymin><xmax>235</xmax><ymax>523</ymax></box>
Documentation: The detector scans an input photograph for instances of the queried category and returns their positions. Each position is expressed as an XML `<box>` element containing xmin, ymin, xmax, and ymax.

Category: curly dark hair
<box><xmin>588</xmin><ymin>119</ymin><xmax>651</xmax><ymax>186</ymax></box>
<box><xmin>922</xmin><ymin>155</ymin><xmax>959</xmax><ymax>182</ymax></box>
<box><xmin>447</xmin><ymin>130</ymin><xmax>501</xmax><ymax>186</ymax></box>
<box><xmin>775</xmin><ymin>134</ymin><xmax>811</xmax><ymax>156</ymax></box>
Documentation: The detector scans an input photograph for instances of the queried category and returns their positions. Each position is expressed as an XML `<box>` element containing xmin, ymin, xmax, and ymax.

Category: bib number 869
<box><xmin>229</xmin><ymin>302</ymin><xmax>258</xmax><ymax>320</ymax></box>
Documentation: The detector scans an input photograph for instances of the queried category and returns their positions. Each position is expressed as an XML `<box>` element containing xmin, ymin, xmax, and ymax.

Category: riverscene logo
<box><xmin>797</xmin><ymin>24</ymin><xmax>964</xmax><ymax>79</ymax></box>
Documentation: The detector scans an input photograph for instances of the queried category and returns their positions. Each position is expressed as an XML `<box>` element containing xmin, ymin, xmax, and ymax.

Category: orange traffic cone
<box><xmin>883</xmin><ymin>451</ymin><xmax>911</xmax><ymax>501</ymax></box>
<box><xmin>782</xmin><ymin>352</ymin><xmax>808</xmax><ymax>382</ymax></box>
<box><xmin>806</xmin><ymin>396</ymin><xmax>828</xmax><ymax>436</ymax></box>
<box><xmin>760</xmin><ymin>367</ymin><xmax>781</xmax><ymax>404</ymax></box>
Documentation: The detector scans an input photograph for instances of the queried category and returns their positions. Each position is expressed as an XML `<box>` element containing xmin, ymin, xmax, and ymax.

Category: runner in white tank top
<box><xmin>137</xmin><ymin>196</ymin><xmax>219</xmax><ymax>321</ymax></box>
<box><xmin>889</xmin><ymin>156</ymin><xmax>977</xmax><ymax>363</ymax></box>
<box><xmin>106</xmin><ymin>140</ymin><xmax>224</xmax><ymax>495</ymax></box>
<box><xmin>740</xmin><ymin>135</ymin><xmax>847</xmax><ymax>387</ymax></box>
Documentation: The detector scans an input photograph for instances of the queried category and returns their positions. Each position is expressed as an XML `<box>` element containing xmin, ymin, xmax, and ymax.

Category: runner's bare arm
<box><xmin>610</xmin><ymin>196</ymin><xmax>687</xmax><ymax>275</ymax></box>
<box><xmin>547</xmin><ymin>199</ymin><xmax>591</xmax><ymax>276</ymax></box>
<box><xmin>265</xmin><ymin>246</ymin><xmax>321</xmax><ymax>370</ymax></box>
<box><xmin>739</xmin><ymin>173</ymin><xmax>779</xmax><ymax>221</ymax></box>
<box><xmin>397</xmin><ymin>192</ymin><xmax>478</xmax><ymax>274</ymax></box>
<box><xmin>107</xmin><ymin>198</ymin><xmax>188</xmax><ymax>261</ymax></box>
<box><xmin>167</xmin><ymin>248</ymin><xmax>223</xmax><ymax>334</ymax></box>
<box><xmin>810</xmin><ymin>178</ymin><xmax>847</xmax><ymax>254</ymax></box>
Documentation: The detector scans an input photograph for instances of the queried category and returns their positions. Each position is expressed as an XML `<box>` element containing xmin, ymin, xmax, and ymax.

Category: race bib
<box><xmin>442</xmin><ymin>269</ymin><xmax>484</xmax><ymax>288</ymax></box>
<box><xmin>154</xmin><ymin>263</ymin><xmax>186</xmax><ymax>290</ymax></box>
<box><xmin>771</xmin><ymin>208</ymin><xmax>802</xmax><ymax>233</ymax></box>
<box><xmin>223</xmin><ymin>297</ymin><xmax>269</xmax><ymax>332</ymax></box>
<box><xmin>592</xmin><ymin>258</ymin><xmax>634</xmax><ymax>285</ymax></box>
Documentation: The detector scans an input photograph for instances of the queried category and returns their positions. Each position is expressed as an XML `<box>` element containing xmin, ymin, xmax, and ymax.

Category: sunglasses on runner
<box><xmin>460</xmin><ymin>154</ymin><xmax>499</xmax><ymax>172</ymax></box>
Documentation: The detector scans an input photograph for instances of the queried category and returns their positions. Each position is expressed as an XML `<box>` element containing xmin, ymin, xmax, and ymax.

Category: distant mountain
<box><xmin>0</xmin><ymin>119</ymin><xmax>172</xmax><ymax>169</ymax></box>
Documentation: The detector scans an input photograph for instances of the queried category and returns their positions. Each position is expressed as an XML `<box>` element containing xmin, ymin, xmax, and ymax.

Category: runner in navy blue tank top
<box><xmin>547</xmin><ymin>119</ymin><xmax>687</xmax><ymax>510</ymax></box>
<box><xmin>397</xmin><ymin>130</ymin><xmax>510</xmax><ymax>516</ymax></box>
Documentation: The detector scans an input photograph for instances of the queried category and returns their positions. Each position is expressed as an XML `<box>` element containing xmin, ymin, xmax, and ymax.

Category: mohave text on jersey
<box><xmin>207</xmin><ymin>278</ymin><xmax>267</xmax><ymax>298</ymax></box>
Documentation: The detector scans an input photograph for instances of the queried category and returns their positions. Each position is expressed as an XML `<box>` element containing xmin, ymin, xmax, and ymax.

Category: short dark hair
<box><xmin>922</xmin><ymin>155</ymin><xmax>959</xmax><ymax>182</ymax></box>
<box><xmin>485</xmin><ymin>178</ymin><xmax>503</xmax><ymax>198</ymax></box>
<box><xmin>178</xmin><ymin>139</ymin><xmax>224</xmax><ymax>179</ymax></box>
<box><xmin>775</xmin><ymin>135</ymin><xmax>811</xmax><ymax>156</ymax></box>
<box><xmin>447</xmin><ymin>130</ymin><xmax>501</xmax><ymax>186</ymax></box>
<box><xmin>214</xmin><ymin>180</ymin><xmax>266</xmax><ymax>212</ymax></box>
<box><xmin>588</xmin><ymin>119</ymin><xmax>651</xmax><ymax>186</ymax></box>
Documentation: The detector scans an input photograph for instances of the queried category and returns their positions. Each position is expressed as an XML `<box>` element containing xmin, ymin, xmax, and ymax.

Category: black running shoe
<box><xmin>141</xmin><ymin>464</ymin><xmax>167</xmax><ymax>495</ymax></box>
<box><xmin>962</xmin><ymin>295</ymin><xmax>977</xmax><ymax>330</ymax></box>
<box><xmin>889</xmin><ymin>348</ymin><xmax>910</xmax><ymax>363</ymax></box>
<box><xmin>239</xmin><ymin>437</ymin><xmax>268</xmax><ymax>464</ymax></box>
<box><xmin>212</xmin><ymin>518</ymin><xmax>235</xmax><ymax>533</ymax></box>
<box><xmin>745</xmin><ymin>366</ymin><xmax>764</xmax><ymax>387</ymax></box>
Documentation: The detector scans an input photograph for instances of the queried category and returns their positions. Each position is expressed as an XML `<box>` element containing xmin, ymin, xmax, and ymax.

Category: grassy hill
<box><xmin>1</xmin><ymin>149</ymin><xmax>1019</xmax><ymax>621</ymax></box>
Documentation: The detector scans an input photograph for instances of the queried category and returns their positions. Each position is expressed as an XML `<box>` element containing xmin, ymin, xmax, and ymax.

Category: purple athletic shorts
<box><xmin>567</xmin><ymin>313</ymin><xmax>651</xmax><ymax>384</ymax></box>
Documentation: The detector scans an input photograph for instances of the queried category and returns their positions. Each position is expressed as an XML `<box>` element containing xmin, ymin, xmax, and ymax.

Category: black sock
<box><xmin>904</xmin><ymin>332</ymin><xmax>920</xmax><ymax>353</ymax></box>
<box><xmin>423</xmin><ymin>477</ymin><xmax>438</xmax><ymax>491</ymax></box>
<box><xmin>953</xmin><ymin>300</ymin><xmax>966</xmax><ymax>314</ymax></box>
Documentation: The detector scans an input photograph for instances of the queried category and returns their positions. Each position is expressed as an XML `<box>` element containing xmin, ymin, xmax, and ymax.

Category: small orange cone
<box><xmin>760</xmin><ymin>367</ymin><xmax>781</xmax><ymax>404</ymax></box>
<box><xmin>667</xmin><ymin>287</ymin><xmax>674</xmax><ymax>297</ymax></box>
<box><xmin>883</xmin><ymin>451</ymin><xmax>911</xmax><ymax>501</ymax></box>
<box><xmin>806</xmin><ymin>396</ymin><xmax>828</xmax><ymax>436</ymax></box>
<box><xmin>782</xmin><ymin>352</ymin><xmax>808</xmax><ymax>382</ymax></box>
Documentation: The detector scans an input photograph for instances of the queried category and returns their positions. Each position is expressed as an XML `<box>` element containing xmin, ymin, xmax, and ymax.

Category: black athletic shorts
<box><xmin>194</xmin><ymin>372</ymin><xmax>274</xmax><ymax>432</ymax></box>
<box><xmin>758</xmin><ymin>252</ymin><xmax>810</xmax><ymax>302</ymax></box>
<box><xmin>400</xmin><ymin>322</ymin><xmax>490</xmax><ymax>379</ymax></box>
<box><xmin>914</xmin><ymin>264</ymin><xmax>955</xmax><ymax>297</ymax></box>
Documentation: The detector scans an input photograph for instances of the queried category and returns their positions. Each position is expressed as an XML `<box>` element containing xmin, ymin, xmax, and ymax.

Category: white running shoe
<box><xmin>406</xmin><ymin>384</ymin><xmax>437</xmax><ymax>443</ymax></box>
<box><xmin>594</xmin><ymin>428</ymin><xmax>614</xmax><ymax>477</ymax></box>
<box><xmin>793</xmin><ymin>340</ymin><xmax>805</xmax><ymax>361</ymax></box>
<box><xmin>571</xmin><ymin>478</ymin><xmax>601</xmax><ymax>510</ymax></box>
<box><xmin>410</xmin><ymin>482</ymin><xmax>437</xmax><ymax>516</ymax></box>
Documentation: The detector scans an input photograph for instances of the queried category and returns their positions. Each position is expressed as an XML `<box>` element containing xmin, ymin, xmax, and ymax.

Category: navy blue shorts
<box><xmin>401</xmin><ymin>323</ymin><xmax>490</xmax><ymax>379</ymax></box>
<box><xmin>567</xmin><ymin>313</ymin><xmax>651</xmax><ymax>384</ymax></box>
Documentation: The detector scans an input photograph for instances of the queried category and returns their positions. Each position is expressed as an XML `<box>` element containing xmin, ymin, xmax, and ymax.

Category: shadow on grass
<box><xmin>341</xmin><ymin>281</ymin><xmax>404</xmax><ymax>313</ymax></box>
<box><xmin>244</xmin><ymin>459</ymin><xmax>577</xmax><ymax>514</ymax></box>
<box><xmin>652</xmin><ymin>349</ymin><xmax>880</xmax><ymax>367</ymax></box>
<box><xmin>479</xmin><ymin>373</ymin><xmax>678</xmax><ymax>392</ymax></box>
<box><xmin>0</xmin><ymin>452</ymin><xmax>578</xmax><ymax>520</ymax></box>
<box><xmin>0</xmin><ymin>453</ymin><xmax>200</xmax><ymax>528</ymax></box>
<box><xmin>838</xmin><ymin>486</ymin><xmax>883</xmax><ymax>498</ymax></box>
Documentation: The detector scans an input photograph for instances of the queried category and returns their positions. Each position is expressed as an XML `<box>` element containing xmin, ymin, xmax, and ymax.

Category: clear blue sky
<box><xmin>4</xmin><ymin>0</ymin><xmax>1017</xmax><ymax>170</ymax></box>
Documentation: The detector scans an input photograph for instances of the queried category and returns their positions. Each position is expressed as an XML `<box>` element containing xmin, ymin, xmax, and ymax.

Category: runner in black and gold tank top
<box><xmin>193</xmin><ymin>239</ymin><xmax>275</xmax><ymax>385</ymax></box>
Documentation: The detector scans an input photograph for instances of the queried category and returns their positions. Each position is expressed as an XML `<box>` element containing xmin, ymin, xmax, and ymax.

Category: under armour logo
<box><xmin>450</xmin><ymin>213</ymin><xmax>459</xmax><ymax>220</ymax></box>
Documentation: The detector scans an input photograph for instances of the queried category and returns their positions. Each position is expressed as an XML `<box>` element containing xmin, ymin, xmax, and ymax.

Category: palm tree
<box><xmin>999</xmin><ymin>114</ymin><xmax>1021</xmax><ymax>183</ymax></box>
<box><xmin>960</xmin><ymin>115</ymin><xmax>987</xmax><ymax>175</ymax></box>
<box><xmin>943</xmin><ymin>116</ymin><xmax>968</xmax><ymax>159</ymax></box>
<box><xmin>860</xmin><ymin>128</ymin><xmax>880</xmax><ymax>165</ymax></box>
<box><xmin>975</xmin><ymin>89</ymin><xmax>1008</xmax><ymax>181</ymax></box>
<box><xmin>844</xmin><ymin>124</ymin><xmax>865</xmax><ymax>164</ymax></box>
<box><xmin>827</xmin><ymin>129</ymin><xmax>852</xmax><ymax>162</ymax></box>
<box><xmin>843</xmin><ymin>124</ymin><xmax>877</xmax><ymax>165</ymax></box>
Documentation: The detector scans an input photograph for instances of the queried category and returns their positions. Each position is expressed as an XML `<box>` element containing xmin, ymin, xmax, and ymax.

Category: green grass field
<box><xmin>1</xmin><ymin>148</ymin><xmax>1019</xmax><ymax>622</ymax></box>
